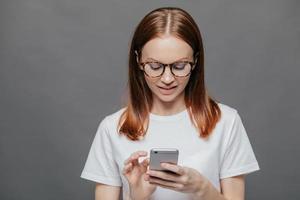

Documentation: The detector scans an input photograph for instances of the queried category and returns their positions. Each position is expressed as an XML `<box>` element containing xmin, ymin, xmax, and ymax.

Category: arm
<box><xmin>95</xmin><ymin>183</ymin><xmax>121</xmax><ymax>200</ymax></box>
<box><xmin>220</xmin><ymin>175</ymin><xmax>245</xmax><ymax>200</ymax></box>
<box><xmin>193</xmin><ymin>175</ymin><xmax>245</xmax><ymax>200</ymax></box>
<box><xmin>145</xmin><ymin>162</ymin><xmax>245</xmax><ymax>200</ymax></box>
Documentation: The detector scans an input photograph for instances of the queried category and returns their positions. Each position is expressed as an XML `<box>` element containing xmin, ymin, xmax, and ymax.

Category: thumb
<box><xmin>141</xmin><ymin>158</ymin><xmax>150</xmax><ymax>168</ymax></box>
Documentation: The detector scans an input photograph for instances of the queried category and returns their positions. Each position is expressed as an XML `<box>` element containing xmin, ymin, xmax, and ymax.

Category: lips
<box><xmin>158</xmin><ymin>86</ymin><xmax>177</xmax><ymax>90</ymax></box>
<box><xmin>157</xmin><ymin>86</ymin><xmax>177</xmax><ymax>95</ymax></box>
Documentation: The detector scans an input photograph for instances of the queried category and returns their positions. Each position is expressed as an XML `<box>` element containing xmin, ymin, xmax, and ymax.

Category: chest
<box><xmin>114</xmin><ymin>120</ymin><xmax>223</xmax><ymax>186</ymax></box>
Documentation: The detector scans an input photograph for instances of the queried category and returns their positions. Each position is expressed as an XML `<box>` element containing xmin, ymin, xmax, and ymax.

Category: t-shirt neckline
<box><xmin>149</xmin><ymin>108</ymin><xmax>188</xmax><ymax>121</ymax></box>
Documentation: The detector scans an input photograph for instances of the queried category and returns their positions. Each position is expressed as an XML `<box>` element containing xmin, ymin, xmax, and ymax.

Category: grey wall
<box><xmin>0</xmin><ymin>0</ymin><xmax>299</xmax><ymax>199</ymax></box>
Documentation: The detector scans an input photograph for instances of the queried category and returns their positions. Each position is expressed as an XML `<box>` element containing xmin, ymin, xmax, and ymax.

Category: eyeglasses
<box><xmin>139</xmin><ymin>61</ymin><xmax>195</xmax><ymax>78</ymax></box>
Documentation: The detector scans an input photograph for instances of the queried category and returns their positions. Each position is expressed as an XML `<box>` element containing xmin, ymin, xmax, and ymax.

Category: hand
<box><xmin>145</xmin><ymin>163</ymin><xmax>208</xmax><ymax>196</ymax></box>
<box><xmin>122</xmin><ymin>151</ymin><xmax>157</xmax><ymax>200</ymax></box>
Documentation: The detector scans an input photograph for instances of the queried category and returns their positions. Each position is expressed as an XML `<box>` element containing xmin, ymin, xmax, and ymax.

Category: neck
<box><xmin>150</xmin><ymin>94</ymin><xmax>186</xmax><ymax>116</ymax></box>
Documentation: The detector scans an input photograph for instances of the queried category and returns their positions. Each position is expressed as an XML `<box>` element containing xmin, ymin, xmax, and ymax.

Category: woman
<box><xmin>80</xmin><ymin>7</ymin><xmax>260</xmax><ymax>200</ymax></box>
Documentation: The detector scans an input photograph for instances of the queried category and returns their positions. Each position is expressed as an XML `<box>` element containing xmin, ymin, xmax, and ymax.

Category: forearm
<box><xmin>130</xmin><ymin>197</ymin><xmax>149</xmax><ymax>200</ymax></box>
<box><xmin>191</xmin><ymin>179</ymin><xmax>228</xmax><ymax>200</ymax></box>
<box><xmin>130</xmin><ymin>196</ymin><xmax>150</xmax><ymax>200</ymax></box>
<box><xmin>129</xmin><ymin>188</ymin><xmax>151</xmax><ymax>200</ymax></box>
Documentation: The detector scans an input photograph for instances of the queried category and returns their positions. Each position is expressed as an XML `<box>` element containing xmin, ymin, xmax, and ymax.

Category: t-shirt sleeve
<box><xmin>220</xmin><ymin>111</ymin><xmax>260</xmax><ymax>179</ymax></box>
<box><xmin>80</xmin><ymin>117</ymin><xmax>122</xmax><ymax>186</ymax></box>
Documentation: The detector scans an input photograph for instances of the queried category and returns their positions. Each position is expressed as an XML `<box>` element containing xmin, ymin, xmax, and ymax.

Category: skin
<box><xmin>120</xmin><ymin>34</ymin><xmax>246</xmax><ymax>200</ymax></box>
<box><xmin>138</xmin><ymin>34</ymin><xmax>194</xmax><ymax>116</ymax></box>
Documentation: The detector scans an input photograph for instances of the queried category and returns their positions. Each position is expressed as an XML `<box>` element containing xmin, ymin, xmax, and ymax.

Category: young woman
<box><xmin>80</xmin><ymin>7</ymin><xmax>260</xmax><ymax>200</ymax></box>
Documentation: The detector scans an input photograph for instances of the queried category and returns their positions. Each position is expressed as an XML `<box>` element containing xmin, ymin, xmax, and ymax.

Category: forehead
<box><xmin>141</xmin><ymin>35</ymin><xmax>193</xmax><ymax>62</ymax></box>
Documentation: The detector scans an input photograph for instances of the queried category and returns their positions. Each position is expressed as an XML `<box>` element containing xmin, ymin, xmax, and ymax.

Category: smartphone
<box><xmin>149</xmin><ymin>148</ymin><xmax>179</xmax><ymax>172</ymax></box>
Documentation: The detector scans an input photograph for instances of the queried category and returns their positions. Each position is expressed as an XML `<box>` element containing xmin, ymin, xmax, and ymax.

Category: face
<box><xmin>138</xmin><ymin>35</ymin><xmax>194</xmax><ymax>104</ymax></box>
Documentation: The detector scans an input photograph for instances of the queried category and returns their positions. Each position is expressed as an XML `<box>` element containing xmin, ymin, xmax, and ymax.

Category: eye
<box><xmin>148</xmin><ymin>62</ymin><xmax>162</xmax><ymax>70</ymax></box>
<box><xmin>172</xmin><ymin>62</ymin><xmax>187</xmax><ymax>70</ymax></box>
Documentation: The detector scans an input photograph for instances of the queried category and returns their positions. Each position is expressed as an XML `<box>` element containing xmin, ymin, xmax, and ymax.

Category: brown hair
<box><xmin>118</xmin><ymin>7</ymin><xmax>221</xmax><ymax>141</ymax></box>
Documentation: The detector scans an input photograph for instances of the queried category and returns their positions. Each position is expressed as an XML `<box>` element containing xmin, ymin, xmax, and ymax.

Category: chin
<box><xmin>154</xmin><ymin>92</ymin><xmax>180</xmax><ymax>103</ymax></box>
<box><xmin>158</xmin><ymin>97</ymin><xmax>176</xmax><ymax>103</ymax></box>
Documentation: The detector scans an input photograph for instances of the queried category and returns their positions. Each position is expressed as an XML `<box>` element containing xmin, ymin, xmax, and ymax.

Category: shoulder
<box><xmin>215</xmin><ymin>102</ymin><xmax>247</xmax><ymax>140</ymax></box>
<box><xmin>104</xmin><ymin>107</ymin><xmax>126</xmax><ymax>121</ymax></box>
<box><xmin>217</xmin><ymin>102</ymin><xmax>238</xmax><ymax>117</ymax></box>
<box><xmin>216</xmin><ymin>102</ymin><xmax>239</xmax><ymax>125</ymax></box>
<box><xmin>100</xmin><ymin>107</ymin><xmax>127</xmax><ymax>133</ymax></box>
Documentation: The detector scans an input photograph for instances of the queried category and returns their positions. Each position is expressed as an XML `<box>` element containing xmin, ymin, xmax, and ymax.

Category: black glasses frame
<box><xmin>139</xmin><ymin>61</ymin><xmax>195</xmax><ymax>78</ymax></box>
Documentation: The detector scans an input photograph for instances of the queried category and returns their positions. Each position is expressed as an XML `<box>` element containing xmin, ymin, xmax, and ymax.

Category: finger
<box><xmin>123</xmin><ymin>157</ymin><xmax>132</xmax><ymax>165</ymax></box>
<box><xmin>150</xmin><ymin>182</ymin><xmax>182</xmax><ymax>192</ymax></box>
<box><xmin>149</xmin><ymin>176</ymin><xmax>183</xmax><ymax>191</ymax></box>
<box><xmin>124</xmin><ymin>153</ymin><xmax>138</xmax><ymax>165</ymax></box>
<box><xmin>147</xmin><ymin>169</ymin><xmax>180</xmax><ymax>182</ymax></box>
<box><xmin>133</xmin><ymin>150</ymin><xmax>147</xmax><ymax>157</ymax></box>
<box><xmin>161</xmin><ymin>163</ymin><xmax>185</xmax><ymax>175</ymax></box>
<box><xmin>131</xmin><ymin>151</ymin><xmax>147</xmax><ymax>165</ymax></box>
<box><xmin>141</xmin><ymin>158</ymin><xmax>150</xmax><ymax>167</ymax></box>
<box><xmin>144</xmin><ymin>173</ymin><xmax>150</xmax><ymax>181</ymax></box>
<box><xmin>122</xmin><ymin>163</ymin><xmax>133</xmax><ymax>175</ymax></box>
<box><xmin>124</xmin><ymin>151</ymin><xmax>148</xmax><ymax>165</ymax></box>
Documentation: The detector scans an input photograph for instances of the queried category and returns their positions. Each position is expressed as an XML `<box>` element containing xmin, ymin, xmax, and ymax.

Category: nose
<box><xmin>160</xmin><ymin>65</ymin><xmax>175</xmax><ymax>84</ymax></box>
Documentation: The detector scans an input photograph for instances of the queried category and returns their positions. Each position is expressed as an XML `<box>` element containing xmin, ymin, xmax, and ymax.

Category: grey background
<box><xmin>0</xmin><ymin>0</ymin><xmax>299</xmax><ymax>199</ymax></box>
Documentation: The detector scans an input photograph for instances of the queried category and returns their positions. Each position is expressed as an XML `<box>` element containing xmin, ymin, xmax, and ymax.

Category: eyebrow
<box><xmin>145</xmin><ymin>57</ymin><xmax>190</xmax><ymax>62</ymax></box>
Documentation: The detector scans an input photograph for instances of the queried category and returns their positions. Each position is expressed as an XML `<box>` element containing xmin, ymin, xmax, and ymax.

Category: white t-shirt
<box><xmin>80</xmin><ymin>103</ymin><xmax>260</xmax><ymax>199</ymax></box>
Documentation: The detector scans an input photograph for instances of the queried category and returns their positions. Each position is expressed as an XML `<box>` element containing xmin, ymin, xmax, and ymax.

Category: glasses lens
<box><xmin>143</xmin><ymin>61</ymin><xmax>192</xmax><ymax>77</ymax></box>
<box><xmin>144</xmin><ymin>62</ymin><xmax>163</xmax><ymax>77</ymax></box>
<box><xmin>172</xmin><ymin>62</ymin><xmax>192</xmax><ymax>77</ymax></box>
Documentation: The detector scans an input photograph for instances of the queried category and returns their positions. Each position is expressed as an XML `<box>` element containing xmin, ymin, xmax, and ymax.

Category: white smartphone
<box><xmin>149</xmin><ymin>148</ymin><xmax>179</xmax><ymax>172</ymax></box>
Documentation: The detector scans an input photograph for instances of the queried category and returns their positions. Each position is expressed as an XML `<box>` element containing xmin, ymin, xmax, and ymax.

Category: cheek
<box><xmin>144</xmin><ymin>77</ymin><xmax>162</xmax><ymax>96</ymax></box>
<box><xmin>144</xmin><ymin>77</ymin><xmax>156</xmax><ymax>90</ymax></box>
<box><xmin>177</xmin><ymin>77</ymin><xmax>190</xmax><ymax>91</ymax></box>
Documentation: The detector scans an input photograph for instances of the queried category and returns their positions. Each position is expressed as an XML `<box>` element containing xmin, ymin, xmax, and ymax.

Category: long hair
<box><xmin>118</xmin><ymin>7</ymin><xmax>221</xmax><ymax>141</ymax></box>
